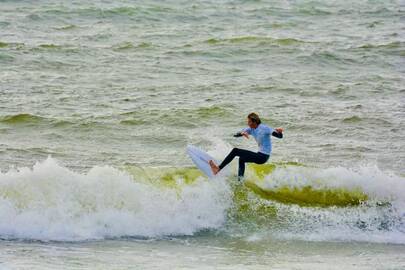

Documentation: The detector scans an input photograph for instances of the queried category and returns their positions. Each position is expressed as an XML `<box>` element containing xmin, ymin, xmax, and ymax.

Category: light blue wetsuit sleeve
<box><xmin>263</xmin><ymin>125</ymin><xmax>273</xmax><ymax>135</ymax></box>
<box><xmin>242</xmin><ymin>127</ymin><xmax>252</xmax><ymax>134</ymax></box>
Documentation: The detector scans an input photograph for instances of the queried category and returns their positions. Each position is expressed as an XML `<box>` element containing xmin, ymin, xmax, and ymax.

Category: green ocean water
<box><xmin>0</xmin><ymin>0</ymin><xmax>404</xmax><ymax>269</ymax></box>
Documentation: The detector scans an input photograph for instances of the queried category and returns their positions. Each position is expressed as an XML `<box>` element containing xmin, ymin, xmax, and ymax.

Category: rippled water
<box><xmin>0</xmin><ymin>0</ymin><xmax>404</xmax><ymax>269</ymax></box>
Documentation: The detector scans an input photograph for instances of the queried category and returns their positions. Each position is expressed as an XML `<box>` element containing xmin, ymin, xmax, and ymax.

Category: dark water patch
<box><xmin>342</xmin><ymin>116</ymin><xmax>362</xmax><ymax>123</ymax></box>
<box><xmin>204</xmin><ymin>36</ymin><xmax>309</xmax><ymax>47</ymax></box>
<box><xmin>113</xmin><ymin>42</ymin><xmax>135</xmax><ymax>50</ymax></box>
<box><xmin>357</xmin><ymin>41</ymin><xmax>403</xmax><ymax>50</ymax></box>
<box><xmin>0</xmin><ymin>113</ymin><xmax>76</xmax><ymax>128</ymax></box>
<box><xmin>51</xmin><ymin>120</ymin><xmax>75</xmax><ymax>128</ymax></box>
<box><xmin>120</xmin><ymin>119</ymin><xmax>146</xmax><ymax>126</ymax></box>
<box><xmin>340</xmin><ymin>116</ymin><xmax>393</xmax><ymax>126</ymax></box>
<box><xmin>146</xmin><ymin>5</ymin><xmax>175</xmax><ymax>13</ymax></box>
<box><xmin>42</xmin><ymin>7</ymin><xmax>139</xmax><ymax>17</ymax></box>
<box><xmin>39</xmin><ymin>44</ymin><xmax>63</xmax><ymax>49</ymax></box>
<box><xmin>329</xmin><ymin>85</ymin><xmax>349</xmax><ymax>96</ymax></box>
<box><xmin>112</xmin><ymin>41</ymin><xmax>152</xmax><ymax>51</ymax></box>
<box><xmin>328</xmin><ymin>86</ymin><xmax>363</xmax><ymax>101</ymax></box>
<box><xmin>366</xmin><ymin>20</ymin><xmax>385</xmax><ymax>28</ymax></box>
<box><xmin>355</xmin><ymin>41</ymin><xmax>404</xmax><ymax>56</ymax></box>
<box><xmin>269</xmin><ymin>22</ymin><xmax>296</xmax><ymax>29</ymax></box>
<box><xmin>366</xmin><ymin>118</ymin><xmax>392</xmax><ymax>126</ymax></box>
<box><xmin>317</xmin><ymin>52</ymin><xmax>355</xmax><ymax>64</ymax></box>
<box><xmin>318</xmin><ymin>143</ymin><xmax>336</xmax><ymax>149</ymax></box>
<box><xmin>299</xmin><ymin>51</ymin><xmax>358</xmax><ymax>67</ymax></box>
<box><xmin>137</xmin><ymin>42</ymin><xmax>153</xmax><ymax>48</ymax></box>
<box><xmin>0</xmin><ymin>21</ymin><xmax>10</xmax><ymax>27</ymax></box>
<box><xmin>84</xmin><ymin>33</ymin><xmax>113</xmax><ymax>42</ymax></box>
<box><xmin>27</xmin><ymin>43</ymin><xmax>81</xmax><ymax>54</ymax></box>
<box><xmin>0</xmin><ymin>53</ymin><xmax>14</xmax><ymax>63</ymax></box>
<box><xmin>295</xmin><ymin>6</ymin><xmax>333</xmax><ymax>16</ymax></box>
<box><xmin>158</xmin><ymin>107</ymin><xmax>224</xmax><ymax>127</ymax></box>
<box><xmin>342</xmin><ymin>146</ymin><xmax>373</xmax><ymax>152</ymax></box>
<box><xmin>140</xmin><ymin>134</ymin><xmax>186</xmax><ymax>147</ymax></box>
<box><xmin>332</xmin><ymin>7</ymin><xmax>398</xmax><ymax>16</ymax></box>
<box><xmin>361</xmin><ymin>7</ymin><xmax>398</xmax><ymax>15</ymax></box>
<box><xmin>121</xmin><ymin>98</ymin><xmax>138</xmax><ymax>102</ymax></box>
<box><xmin>14</xmin><ymin>147</ymin><xmax>61</xmax><ymax>156</ymax></box>
<box><xmin>164</xmin><ymin>48</ymin><xmax>233</xmax><ymax>59</ymax></box>
<box><xmin>118</xmin><ymin>105</ymin><xmax>234</xmax><ymax>127</ymax></box>
<box><xmin>39</xmin><ymin>5</ymin><xmax>173</xmax><ymax>20</ymax></box>
<box><xmin>29</xmin><ymin>57</ymin><xmax>79</xmax><ymax>70</ymax></box>
<box><xmin>53</xmin><ymin>24</ymin><xmax>77</xmax><ymax>30</ymax></box>
<box><xmin>346</xmin><ymin>104</ymin><xmax>363</xmax><ymax>110</ymax></box>
<box><xmin>252</xmin><ymin>85</ymin><xmax>301</xmax><ymax>94</ymax></box>
<box><xmin>0</xmin><ymin>113</ymin><xmax>47</xmax><ymax>125</ymax></box>
<box><xmin>0</xmin><ymin>42</ymin><xmax>25</xmax><ymax>50</ymax></box>
<box><xmin>72</xmin><ymin>121</ymin><xmax>115</xmax><ymax>131</ymax></box>
<box><xmin>105</xmin><ymin>6</ymin><xmax>140</xmax><ymax>16</ymax></box>
<box><xmin>194</xmin><ymin>106</ymin><xmax>230</xmax><ymax>119</ymax></box>
<box><xmin>26</xmin><ymin>13</ymin><xmax>42</xmax><ymax>21</ymax></box>
<box><xmin>294</xmin><ymin>3</ymin><xmax>397</xmax><ymax>17</ymax></box>
<box><xmin>252</xmin><ymin>85</ymin><xmax>278</xmax><ymax>92</ymax></box>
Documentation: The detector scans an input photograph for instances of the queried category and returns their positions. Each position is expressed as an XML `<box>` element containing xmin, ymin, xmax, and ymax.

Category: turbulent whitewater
<box><xmin>0</xmin><ymin>155</ymin><xmax>403</xmax><ymax>244</ymax></box>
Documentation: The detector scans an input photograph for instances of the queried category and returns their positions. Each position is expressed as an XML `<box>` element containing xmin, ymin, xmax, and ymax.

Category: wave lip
<box><xmin>250</xmin><ymin>164</ymin><xmax>405</xmax><ymax>205</ymax></box>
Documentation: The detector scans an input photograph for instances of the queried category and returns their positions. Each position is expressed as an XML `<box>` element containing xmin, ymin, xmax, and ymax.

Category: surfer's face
<box><xmin>247</xmin><ymin>118</ymin><xmax>258</xmax><ymax>129</ymax></box>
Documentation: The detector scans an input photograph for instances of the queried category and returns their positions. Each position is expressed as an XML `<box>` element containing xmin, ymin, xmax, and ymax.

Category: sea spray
<box><xmin>0</xmin><ymin>156</ymin><xmax>231</xmax><ymax>241</ymax></box>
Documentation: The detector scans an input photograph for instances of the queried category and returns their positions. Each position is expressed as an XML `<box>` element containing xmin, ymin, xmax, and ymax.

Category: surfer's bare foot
<box><xmin>209</xmin><ymin>160</ymin><xmax>220</xmax><ymax>175</ymax></box>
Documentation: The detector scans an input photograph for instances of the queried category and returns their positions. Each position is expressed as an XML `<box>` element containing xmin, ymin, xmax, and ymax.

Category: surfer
<box><xmin>209</xmin><ymin>113</ymin><xmax>283</xmax><ymax>180</ymax></box>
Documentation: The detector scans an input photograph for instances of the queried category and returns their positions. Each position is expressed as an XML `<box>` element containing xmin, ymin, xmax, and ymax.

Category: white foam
<box><xmin>1</xmin><ymin>150</ymin><xmax>404</xmax><ymax>244</ymax></box>
<box><xmin>271</xmin><ymin>202</ymin><xmax>405</xmax><ymax>244</ymax></box>
<box><xmin>0</xmin><ymin>156</ymin><xmax>231</xmax><ymax>241</ymax></box>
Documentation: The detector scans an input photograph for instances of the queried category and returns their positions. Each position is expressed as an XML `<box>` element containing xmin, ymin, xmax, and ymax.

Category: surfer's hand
<box><xmin>241</xmin><ymin>131</ymin><xmax>249</xmax><ymax>139</ymax></box>
<box><xmin>275</xmin><ymin>128</ymin><xmax>283</xmax><ymax>134</ymax></box>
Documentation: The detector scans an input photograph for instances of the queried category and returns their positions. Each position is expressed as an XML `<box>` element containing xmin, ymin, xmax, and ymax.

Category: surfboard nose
<box><xmin>187</xmin><ymin>145</ymin><xmax>218</xmax><ymax>179</ymax></box>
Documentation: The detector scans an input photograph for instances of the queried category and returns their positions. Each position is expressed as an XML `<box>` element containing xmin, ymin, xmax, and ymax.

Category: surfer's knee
<box><xmin>256</xmin><ymin>158</ymin><xmax>268</xmax><ymax>164</ymax></box>
<box><xmin>231</xmin><ymin>147</ymin><xmax>240</xmax><ymax>155</ymax></box>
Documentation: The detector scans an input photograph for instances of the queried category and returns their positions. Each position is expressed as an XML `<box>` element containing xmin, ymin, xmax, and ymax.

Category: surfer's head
<box><xmin>247</xmin><ymin>112</ymin><xmax>261</xmax><ymax>128</ymax></box>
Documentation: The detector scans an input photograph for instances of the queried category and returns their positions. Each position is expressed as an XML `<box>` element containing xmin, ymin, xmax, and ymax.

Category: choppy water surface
<box><xmin>0</xmin><ymin>0</ymin><xmax>404</xmax><ymax>269</ymax></box>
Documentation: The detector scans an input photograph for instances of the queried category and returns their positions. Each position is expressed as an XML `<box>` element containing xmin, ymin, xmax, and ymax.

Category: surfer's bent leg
<box><xmin>218</xmin><ymin>148</ymin><xmax>241</xmax><ymax>171</ymax></box>
<box><xmin>238</xmin><ymin>151</ymin><xmax>269</xmax><ymax>177</ymax></box>
<box><xmin>218</xmin><ymin>148</ymin><xmax>269</xmax><ymax>177</ymax></box>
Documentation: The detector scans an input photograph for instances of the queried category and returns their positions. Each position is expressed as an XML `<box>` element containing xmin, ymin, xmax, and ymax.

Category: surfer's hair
<box><xmin>247</xmin><ymin>113</ymin><xmax>261</xmax><ymax>125</ymax></box>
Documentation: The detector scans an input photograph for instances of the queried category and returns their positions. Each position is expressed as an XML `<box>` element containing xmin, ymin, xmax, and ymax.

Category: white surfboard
<box><xmin>187</xmin><ymin>145</ymin><xmax>218</xmax><ymax>178</ymax></box>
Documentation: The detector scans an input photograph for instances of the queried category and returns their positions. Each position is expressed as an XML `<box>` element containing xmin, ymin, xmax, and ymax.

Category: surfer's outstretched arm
<box><xmin>236</xmin><ymin>128</ymin><xmax>283</xmax><ymax>138</ymax></box>
<box><xmin>272</xmin><ymin>128</ymin><xmax>283</xmax><ymax>138</ymax></box>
